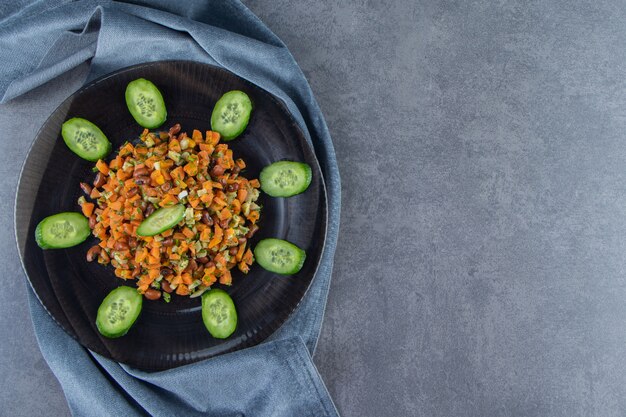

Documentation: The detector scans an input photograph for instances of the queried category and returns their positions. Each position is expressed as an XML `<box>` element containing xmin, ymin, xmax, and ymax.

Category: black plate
<box><xmin>14</xmin><ymin>61</ymin><xmax>327</xmax><ymax>371</ymax></box>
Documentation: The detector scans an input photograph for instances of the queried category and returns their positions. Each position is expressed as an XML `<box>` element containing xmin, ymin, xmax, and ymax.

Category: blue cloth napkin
<box><xmin>1</xmin><ymin>1</ymin><xmax>341</xmax><ymax>416</ymax></box>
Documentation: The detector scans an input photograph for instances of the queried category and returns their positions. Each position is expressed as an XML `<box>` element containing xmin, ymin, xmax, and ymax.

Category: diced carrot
<box><xmin>109</xmin><ymin>155</ymin><xmax>122</xmax><ymax>170</ymax></box>
<box><xmin>109</xmin><ymin>201</ymin><xmax>123</xmax><ymax>211</ymax></box>
<box><xmin>192</xmin><ymin>129</ymin><xmax>203</xmax><ymax>142</ymax></box>
<box><xmin>176</xmin><ymin>285</ymin><xmax>189</xmax><ymax>296</ymax></box>
<box><xmin>148</xmin><ymin>268</ymin><xmax>160</xmax><ymax>280</ymax></box>
<box><xmin>238</xmin><ymin>261</ymin><xmax>250</xmax><ymax>274</ymax></box>
<box><xmin>188</xmin><ymin>195</ymin><xmax>200</xmax><ymax>208</ymax></box>
<box><xmin>231</xmin><ymin>198</ymin><xmax>241</xmax><ymax>214</ymax></box>
<box><xmin>170</xmin><ymin>166</ymin><xmax>185</xmax><ymax>182</ymax></box>
<box><xmin>249</xmin><ymin>179</ymin><xmax>260</xmax><ymax>188</ymax></box>
<box><xmin>144</xmin><ymin>156</ymin><xmax>158</xmax><ymax>170</ymax></box>
<box><xmin>247</xmin><ymin>210</ymin><xmax>260</xmax><ymax>224</ymax></box>
<box><xmin>219</xmin><ymin>207</ymin><xmax>232</xmax><ymax>220</ymax></box>
<box><xmin>200</xmin><ymin>193</ymin><xmax>213</xmax><ymax>204</ymax></box>
<box><xmin>198</xmin><ymin>143</ymin><xmax>214</xmax><ymax>153</ymax></box>
<box><xmin>236</xmin><ymin>243</ymin><xmax>246</xmax><ymax>262</ymax></box>
<box><xmin>202</xmin><ymin>273</ymin><xmax>217</xmax><ymax>286</ymax></box>
<box><xmin>123</xmin><ymin>223</ymin><xmax>133</xmax><ymax>236</ymax></box>
<box><xmin>214</xmin><ymin>253</ymin><xmax>227</xmax><ymax>268</ymax></box>
<box><xmin>183</xmin><ymin>162</ymin><xmax>198</xmax><ymax>176</ymax></box>
<box><xmin>169</xmin><ymin>138</ymin><xmax>181</xmax><ymax>152</ymax></box>
<box><xmin>159</xmin><ymin>194</ymin><xmax>178</xmax><ymax>207</ymax></box>
<box><xmin>213</xmin><ymin>197</ymin><xmax>227</xmax><ymax>208</ymax></box>
<box><xmin>182</xmin><ymin>227</ymin><xmax>195</xmax><ymax>239</ymax></box>
<box><xmin>181</xmin><ymin>273</ymin><xmax>193</xmax><ymax>285</ymax></box>
<box><xmin>96</xmin><ymin>159</ymin><xmax>109</xmax><ymax>175</ymax></box>
<box><xmin>150</xmin><ymin>170</ymin><xmax>165</xmax><ymax>185</ymax></box>
<box><xmin>206</xmin><ymin>130</ymin><xmax>220</xmax><ymax>146</ymax></box>
<box><xmin>200</xmin><ymin>228</ymin><xmax>211</xmax><ymax>242</ymax></box>
<box><xmin>90</xmin><ymin>188</ymin><xmax>102</xmax><ymax>199</ymax></box>
<box><xmin>208</xmin><ymin>225</ymin><xmax>223</xmax><ymax>249</ymax></box>
<box><xmin>237</xmin><ymin>188</ymin><xmax>247</xmax><ymax>203</ymax></box>
<box><xmin>116</xmin><ymin>169</ymin><xmax>131</xmax><ymax>181</ymax></box>
<box><xmin>219</xmin><ymin>270</ymin><xmax>232</xmax><ymax>285</ymax></box>
<box><xmin>135</xmin><ymin>248</ymin><xmax>148</xmax><ymax>264</ymax></box>
<box><xmin>81</xmin><ymin>202</ymin><xmax>95</xmax><ymax>217</ymax></box>
<box><xmin>242</xmin><ymin>249</ymin><xmax>254</xmax><ymax>265</ymax></box>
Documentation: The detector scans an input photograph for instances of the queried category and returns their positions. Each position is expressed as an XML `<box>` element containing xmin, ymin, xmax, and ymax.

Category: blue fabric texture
<box><xmin>1</xmin><ymin>1</ymin><xmax>341</xmax><ymax>416</ymax></box>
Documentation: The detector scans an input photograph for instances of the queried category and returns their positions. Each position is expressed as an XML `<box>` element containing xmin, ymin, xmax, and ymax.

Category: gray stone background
<box><xmin>2</xmin><ymin>1</ymin><xmax>626</xmax><ymax>416</ymax></box>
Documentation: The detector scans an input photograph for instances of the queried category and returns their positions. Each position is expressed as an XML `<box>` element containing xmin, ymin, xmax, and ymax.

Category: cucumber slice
<box><xmin>259</xmin><ymin>161</ymin><xmax>312</xmax><ymax>197</ymax></box>
<box><xmin>136</xmin><ymin>204</ymin><xmax>185</xmax><ymax>237</ymax></box>
<box><xmin>254</xmin><ymin>238</ymin><xmax>306</xmax><ymax>275</ymax></box>
<box><xmin>201</xmin><ymin>289</ymin><xmax>237</xmax><ymax>339</ymax></box>
<box><xmin>210</xmin><ymin>90</ymin><xmax>252</xmax><ymax>141</ymax></box>
<box><xmin>61</xmin><ymin>118</ymin><xmax>112</xmax><ymax>162</ymax></box>
<box><xmin>35</xmin><ymin>212</ymin><xmax>90</xmax><ymax>249</ymax></box>
<box><xmin>125</xmin><ymin>78</ymin><xmax>167</xmax><ymax>129</ymax></box>
<box><xmin>96</xmin><ymin>286</ymin><xmax>143</xmax><ymax>338</ymax></box>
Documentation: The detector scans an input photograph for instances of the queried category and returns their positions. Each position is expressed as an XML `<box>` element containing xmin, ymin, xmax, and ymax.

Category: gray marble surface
<box><xmin>2</xmin><ymin>1</ymin><xmax>626</xmax><ymax>416</ymax></box>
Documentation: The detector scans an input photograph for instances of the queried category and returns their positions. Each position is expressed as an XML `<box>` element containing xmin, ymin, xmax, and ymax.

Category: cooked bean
<box><xmin>86</xmin><ymin>245</ymin><xmax>101</xmax><ymax>262</ymax></box>
<box><xmin>134</xmin><ymin>176</ymin><xmax>150</xmax><ymax>185</ymax></box>
<box><xmin>219</xmin><ymin>218</ymin><xmax>230</xmax><ymax>229</ymax></box>
<box><xmin>193</xmin><ymin>266</ymin><xmax>205</xmax><ymax>280</ymax></box>
<box><xmin>246</xmin><ymin>224</ymin><xmax>259</xmax><ymax>239</ymax></box>
<box><xmin>196</xmin><ymin>256</ymin><xmax>210</xmax><ymax>264</ymax></box>
<box><xmin>161</xmin><ymin>280</ymin><xmax>173</xmax><ymax>293</ymax></box>
<box><xmin>160</xmin><ymin>181</ymin><xmax>172</xmax><ymax>192</ymax></box>
<box><xmin>79</xmin><ymin>182</ymin><xmax>93</xmax><ymax>196</ymax></box>
<box><xmin>126</xmin><ymin>187</ymin><xmax>139</xmax><ymax>198</ymax></box>
<box><xmin>144</xmin><ymin>205</ymin><xmax>155</xmax><ymax>217</ymax></box>
<box><xmin>169</xmin><ymin>123</ymin><xmax>181</xmax><ymax>137</ymax></box>
<box><xmin>162</xmin><ymin>237</ymin><xmax>174</xmax><ymax>247</ymax></box>
<box><xmin>205</xmin><ymin>261</ymin><xmax>215</xmax><ymax>268</ymax></box>
<box><xmin>114</xmin><ymin>240</ymin><xmax>129</xmax><ymax>251</ymax></box>
<box><xmin>226</xmin><ymin>183</ymin><xmax>239</xmax><ymax>192</ymax></box>
<box><xmin>238</xmin><ymin>237</ymin><xmax>247</xmax><ymax>245</ymax></box>
<box><xmin>89</xmin><ymin>215</ymin><xmax>97</xmax><ymax>229</ymax></box>
<box><xmin>185</xmin><ymin>259</ymin><xmax>198</xmax><ymax>273</ymax></box>
<box><xmin>128</xmin><ymin>237</ymin><xmax>138</xmax><ymax>249</ymax></box>
<box><xmin>133</xmin><ymin>167</ymin><xmax>149</xmax><ymax>178</ymax></box>
<box><xmin>231</xmin><ymin>165</ymin><xmax>241</xmax><ymax>175</ymax></box>
<box><xmin>93</xmin><ymin>172</ymin><xmax>106</xmax><ymax>188</ymax></box>
<box><xmin>211</xmin><ymin>165</ymin><xmax>225</xmax><ymax>177</ymax></box>
<box><xmin>144</xmin><ymin>289</ymin><xmax>161</xmax><ymax>300</ymax></box>
<box><xmin>201</xmin><ymin>211</ymin><xmax>213</xmax><ymax>226</ymax></box>
<box><xmin>160</xmin><ymin>267</ymin><xmax>174</xmax><ymax>277</ymax></box>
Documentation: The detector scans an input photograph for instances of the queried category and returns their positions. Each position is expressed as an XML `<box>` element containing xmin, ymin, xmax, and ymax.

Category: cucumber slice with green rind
<box><xmin>254</xmin><ymin>238</ymin><xmax>306</xmax><ymax>275</ymax></box>
<box><xmin>96</xmin><ymin>286</ymin><xmax>143</xmax><ymax>338</ymax></box>
<box><xmin>136</xmin><ymin>204</ymin><xmax>185</xmax><ymax>236</ymax></box>
<box><xmin>201</xmin><ymin>289</ymin><xmax>237</xmax><ymax>339</ymax></box>
<box><xmin>125</xmin><ymin>78</ymin><xmax>167</xmax><ymax>129</ymax></box>
<box><xmin>35</xmin><ymin>212</ymin><xmax>91</xmax><ymax>249</ymax></box>
<box><xmin>61</xmin><ymin>118</ymin><xmax>112</xmax><ymax>162</ymax></box>
<box><xmin>259</xmin><ymin>161</ymin><xmax>312</xmax><ymax>197</ymax></box>
<box><xmin>210</xmin><ymin>90</ymin><xmax>252</xmax><ymax>141</ymax></box>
